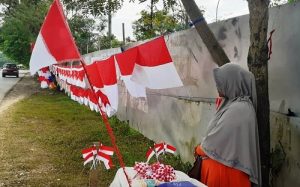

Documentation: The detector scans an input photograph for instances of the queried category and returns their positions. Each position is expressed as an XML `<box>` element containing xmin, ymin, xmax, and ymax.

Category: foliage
<box><xmin>270</xmin><ymin>0</ymin><xmax>299</xmax><ymax>6</ymax></box>
<box><xmin>0</xmin><ymin>1</ymin><xmax>50</xmax><ymax>66</ymax></box>
<box><xmin>130</xmin><ymin>0</ymin><xmax>177</xmax><ymax>11</ymax></box>
<box><xmin>98</xmin><ymin>34</ymin><xmax>122</xmax><ymax>50</ymax></box>
<box><xmin>133</xmin><ymin>10</ymin><xmax>186</xmax><ymax>40</ymax></box>
<box><xmin>68</xmin><ymin>15</ymin><xmax>106</xmax><ymax>54</ymax></box>
<box><xmin>0</xmin><ymin>52</ymin><xmax>14</xmax><ymax>67</ymax></box>
<box><xmin>63</xmin><ymin>0</ymin><xmax>124</xmax><ymax>16</ymax></box>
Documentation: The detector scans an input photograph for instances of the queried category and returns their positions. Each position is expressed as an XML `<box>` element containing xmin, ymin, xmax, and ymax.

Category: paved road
<box><xmin>0</xmin><ymin>70</ymin><xmax>29</xmax><ymax>103</ymax></box>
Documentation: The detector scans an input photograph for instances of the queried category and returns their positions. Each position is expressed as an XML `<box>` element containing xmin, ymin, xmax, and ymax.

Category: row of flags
<box><xmin>30</xmin><ymin>1</ymin><xmax>183</xmax><ymax>118</ymax></box>
<box><xmin>29</xmin><ymin>0</ymin><xmax>181</xmax><ymax>181</ymax></box>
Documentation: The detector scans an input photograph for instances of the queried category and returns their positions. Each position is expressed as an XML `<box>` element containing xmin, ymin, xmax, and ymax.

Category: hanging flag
<box><xmin>85</xmin><ymin>62</ymin><xmax>112</xmax><ymax>115</ymax></box>
<box><xmin>131</xmin><ymin>36</ymin><xmax>183</xmax><ymax>89</ymax></box>
<box><xmin>94</xmin><ymin>56</ymin><xmax>118</xmax><ymax>116</ymax></box>
<box><xmin>115</xmin><ymin>47</ymin><xmax>146</xmax><ymax>97</ymax></box>
<box><xmin>29</xmin><ymin>0</ymin><xmax>80</xmax><ymax>75</ymax></box>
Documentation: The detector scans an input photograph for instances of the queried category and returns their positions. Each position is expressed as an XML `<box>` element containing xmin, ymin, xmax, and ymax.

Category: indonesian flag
<box><xmin>154</xmin><ymin>143</ymin><xmax>165</xmax><ymax>155</ymax></box>
<box><xmin>115</xmin><ymin>47</ymin><xmax>146</xmax><ymax>97</ymax></box>
<box><xmin>99</xmin><ymin>144</ymin><xmax>114</xmax><ymax>156</ymax></box>
<box><xmin>154</xmin><ymin>142</ymin><xmax>176</xmax><ymax>156</ymax></box>
<box><xmin>165</xmin><ymin>144</ymin><xmax>176</xmax><ymax>154</ymax></box>
<box><xmin>85</xmin><ymin>62</ymin><xmax>111</xmax><ymax>114</ymax></box>
<box><xmin>94</xmin><ymin>56</ymin><xmax>118</xmax><ymax>117</ymax></box>
<box><xmin>131</xmin><ymin>36</ymin><xmax>183</xmax><ymax>89</ymax></box>
<box><xmin>146</xmin><ymin>147</ymin><xmax>155</xmax><ymax>163</ymax></box>
<box><xmin>82</xmin><ymin>146</ymin><xmax>97</xmax><ymax>166</ymax></box>
<box><xmin>29</xmin><ymin>0</ymin><xmax>80</xmax><ymax>75</ymax></box>
<box><xmin>96</xmin><ymin>151</ymin><xmax>113</xmax><ymax>170</ymax></box>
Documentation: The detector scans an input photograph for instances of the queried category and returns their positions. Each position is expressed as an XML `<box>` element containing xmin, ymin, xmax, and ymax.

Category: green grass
<box><xmin>1</xmin><ymin>89</ymin><xmax>191</xmax><ymax>186</ymax></box>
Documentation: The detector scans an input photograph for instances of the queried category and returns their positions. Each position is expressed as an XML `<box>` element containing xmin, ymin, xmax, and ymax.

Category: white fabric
<box><xmin>131</xmin><ymin>63</ymin><xmax>183</xmax><ymax>89</ymax></box>
<box><xmin>109</xmin><ymin>167</ymin><xmax>207</xmax><ymax>187</ymax></box>
<box><xmin>121</xmin><ymin>76</ymin><xmax>146</xmax><ymax>97</ymax></box>
<box><xmin>30</xmin><ymin>33</ymin><xmax>57</xmax><ymax>75</ymax></box>
<box><xmin>101</xmin><ymin>85</ymin><xmax>118</xmax><ymax>116</ymax></box>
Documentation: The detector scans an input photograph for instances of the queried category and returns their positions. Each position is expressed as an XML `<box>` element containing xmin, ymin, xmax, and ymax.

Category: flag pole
<box><xmin>54</xmin><ymin>1</ymin><xmax>131</xmax><ymax>185</ymax></box>
<box><xmin>79</xmin><ymin>58</ymin><xmax>131</xmax><ymax>186</ymax></box>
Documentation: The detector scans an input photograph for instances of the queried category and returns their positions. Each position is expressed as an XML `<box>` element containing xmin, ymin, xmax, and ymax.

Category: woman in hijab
<box><xmin>195</xmin><ymin>63</ymin><xmax>261</xmax><ymax>187</ymax></box>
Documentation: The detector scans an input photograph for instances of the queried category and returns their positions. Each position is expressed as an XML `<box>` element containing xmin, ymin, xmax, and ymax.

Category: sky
<box><xmin>111</xmin><ymin>0</ymin><xmax>250</xmax><ymax>40</ymax></box>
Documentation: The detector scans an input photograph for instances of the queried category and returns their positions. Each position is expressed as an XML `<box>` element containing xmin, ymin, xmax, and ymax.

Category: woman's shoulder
<box><xmin>222</xmin><ymin>99</ymin><xmax>256</xmax><ymax>120</ymax></box>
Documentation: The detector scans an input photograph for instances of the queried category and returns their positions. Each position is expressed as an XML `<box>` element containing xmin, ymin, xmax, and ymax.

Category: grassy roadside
<box><xmin>0</xmin><ymin>89</ymin><xmax>190</xmax><ymax>186</ymax></box>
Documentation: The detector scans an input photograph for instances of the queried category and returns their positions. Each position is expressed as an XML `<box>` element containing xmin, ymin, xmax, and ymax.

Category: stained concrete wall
<box><xmin>270</xmin><ymin>113</ymin><xmax>300</xmax><ymax>187</ymax></box>
<box><xmin>83</xmin><ymin>2</ymin><xmax>300</xmax><ymax>186</ymax></box>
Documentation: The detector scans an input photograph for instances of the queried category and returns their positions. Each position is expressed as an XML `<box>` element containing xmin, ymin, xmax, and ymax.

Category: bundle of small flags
<box><xmin>82</xmin><ymin>143</ymin><xmax>114</xmax><ymax>170</ymax></box>
<box><xmin>146</xmin><ymin>142</ymin><xmax>176</xmax><ymax>163</ymax></box>
<box><xmin>133</xmin><ymin>162</ymin><xmax>176</xmax><ymax>182</ymax></box>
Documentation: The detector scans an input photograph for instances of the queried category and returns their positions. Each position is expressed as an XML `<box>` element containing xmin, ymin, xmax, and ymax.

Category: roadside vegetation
<box><xmin>0</xmin><ymin>87</ymin><xmax>190</xmax><ymax>186</ymax></box>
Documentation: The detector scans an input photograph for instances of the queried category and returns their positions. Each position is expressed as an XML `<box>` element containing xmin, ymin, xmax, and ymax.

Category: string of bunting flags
<box><xmin>29</xmin><ymin>0</ymin><xmax>183</xmax><ymax>185</ymax></box>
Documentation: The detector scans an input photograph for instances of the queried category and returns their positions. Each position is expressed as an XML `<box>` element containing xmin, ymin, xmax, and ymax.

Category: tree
<box><xmin>181</xmin><ymin>0</ymin><xmax>271</xmax><ymax>186</ymax></box>
<box><xmin>247</xmin><ymin>1</ymin><xmax>270</xmax><ymax>186</ymax></box>
<box><xmin>68</xmin><ymin>14</ymin><xmax>106</xmax><ymax>54</ymax></box>
<box><xmin>97</xmin><ymin>34</ymin><xmax>122</xmax><ymax>50</ymax></box>
<box><xmin>133</xmin><ymin>10</ymin><xmax>185</xmax><ymax>41</ymax></box>
<box><xmin>0</xmin><ymin>52</ymin><xmax>14</xmax><ymax>67</ymax></box>
<box><xmin>0</xmin><ymin>1</ymin><xmax>50</xmax><ymax>66</ymax></box>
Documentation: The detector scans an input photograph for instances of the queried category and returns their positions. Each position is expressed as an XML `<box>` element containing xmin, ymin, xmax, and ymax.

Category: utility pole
<box><xmin>122</xmin><ymin>23</ymin><xmax>125</xmax><ymax>45</ymax></box>
<box><xmin>181</xmin><ymin>0</ymin><xmax>230</xmax><ymax>66</ymax></box>
<box><xmin>108</xmin><ymin>0</ymin><xmax>112</xmax><ymax>48</ymax></box>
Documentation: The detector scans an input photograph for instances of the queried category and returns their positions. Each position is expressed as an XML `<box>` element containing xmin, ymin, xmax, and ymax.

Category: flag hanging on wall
<box><xmin>132</xmin><ymin>36</ymin><xmax>183</xmax><ymax>89</ymax></box>
<box><xmin>29</xmin><ymin>0</ymin><xmax>80</xmax><ymax>75</ymax></box>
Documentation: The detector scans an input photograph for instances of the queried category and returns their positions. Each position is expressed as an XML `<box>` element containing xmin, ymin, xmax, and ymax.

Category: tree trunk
<box><xmin>180</xmin><ymin>0</ymin><xmax>230</xmax><ymax>66</ymax></box>
<box><xmin>247</xmin><ymin>0</ymin><xmax>270</xmax><ymax>186</ymax></box>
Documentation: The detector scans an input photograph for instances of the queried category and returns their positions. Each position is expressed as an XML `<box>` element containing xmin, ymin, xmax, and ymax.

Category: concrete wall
<box><xmin>83</xmin><ymin>2</ymin><xmax>300</xmax><ymax>186</ymax></box>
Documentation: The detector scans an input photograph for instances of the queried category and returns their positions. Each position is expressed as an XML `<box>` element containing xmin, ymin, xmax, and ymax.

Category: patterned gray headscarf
<box><xmin>201</xmin><ymin>63</ymin><xmax>261</xmax><ymax>186</ymax></box>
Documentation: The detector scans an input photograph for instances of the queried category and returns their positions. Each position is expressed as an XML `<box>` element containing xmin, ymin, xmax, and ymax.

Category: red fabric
<box><xmin>96</xmin><ymin>90</ymin><xmax>110</xmax><ymax>106</ymax></box>
<box><xmin>216</xmin><ymin>97</ymin><xmax>223</xmax><ymax>110</ymax></box>
<box><xmin>267</xmin><ymin>29</ymin><xmax>275</xmax><ymax>60</ymax></box>
<box><xmin>115</xmin><ymin>47</ymin><xmax>138</xmax><ymax>75</ymax></box>
<box><xmin>95</xmin><ymin>56</ymin><xmax>117</xmax><ymax>86</ymax></box>
<box><xmin>40</xmin><ymin>67</ymin><xmax>49</xmax><ymax>73</ymax></box>
<box><xmin>85</xmin><ymin>63</ymin><xmax>104</xmax><ymax>88</ymax></box>
<box><xmin>137</xmin><ymin>36</ymin><xmax>172</xmax><ymax>67</ymax></box>
<box><xmin>196</xmin><ymin>146</ymin><xmax>251</xmax><ymax>187</ymax></box>
<box><xmin>41</xmin><ymin>0</ymin><xmax>80</xmax><ymax>62</ymax></box>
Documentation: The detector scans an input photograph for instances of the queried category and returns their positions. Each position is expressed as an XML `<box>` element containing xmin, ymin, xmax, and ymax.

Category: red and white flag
<box><xmin>131</xmin><ymin>36</ymin><xmax>183</xmax><ymax>89</ymax></box>
<box><xmin>96</xmin><ymin>151</ymin><xmax>113</xmax><ymax>170</ymax></box>
<box><xmin>94</xmin><ymin>56</ymin><xmax>118</xmax><ymax>117</ymax></box>
<box><xmin>82</xmin><ymin>146</ymin><xmax>97</xmax><ymax>166</ymax></box>
<box><xmin>29</xmin><ymin>0</ymin><xmax>80</xmax><ymax>75</ymax></box>
<box><xmin>99</xmin><ymin>144</ymin><xmax>114</xmax><ymax>156</ymax></box>
<box><xmin>154</xmin><ymin>143</ymin><xmax>165</xmax><ymax>155</ymax></box>
<box><xmin>85</xmin><ymin>63</ymin><xmax>111</xmax><ymax>112</ymax></box>
<box><xmin>115</xmin><ymin>47</ymin><xmax>146</xmax><ymax>98</ymax></box>
<box><xmin>146</xmin><ymin>147</ymin><xmax>155</xmax><ymax>163</ymax></box>
<box><xmin>154</xmin><ymin>142</ymin><xmax>176</xmax><ymax>156</ymax></box>
<box><xmin>165</xmin><ymin>144</ymin><xmax>176</xmax><ymax>154</ymax></box>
